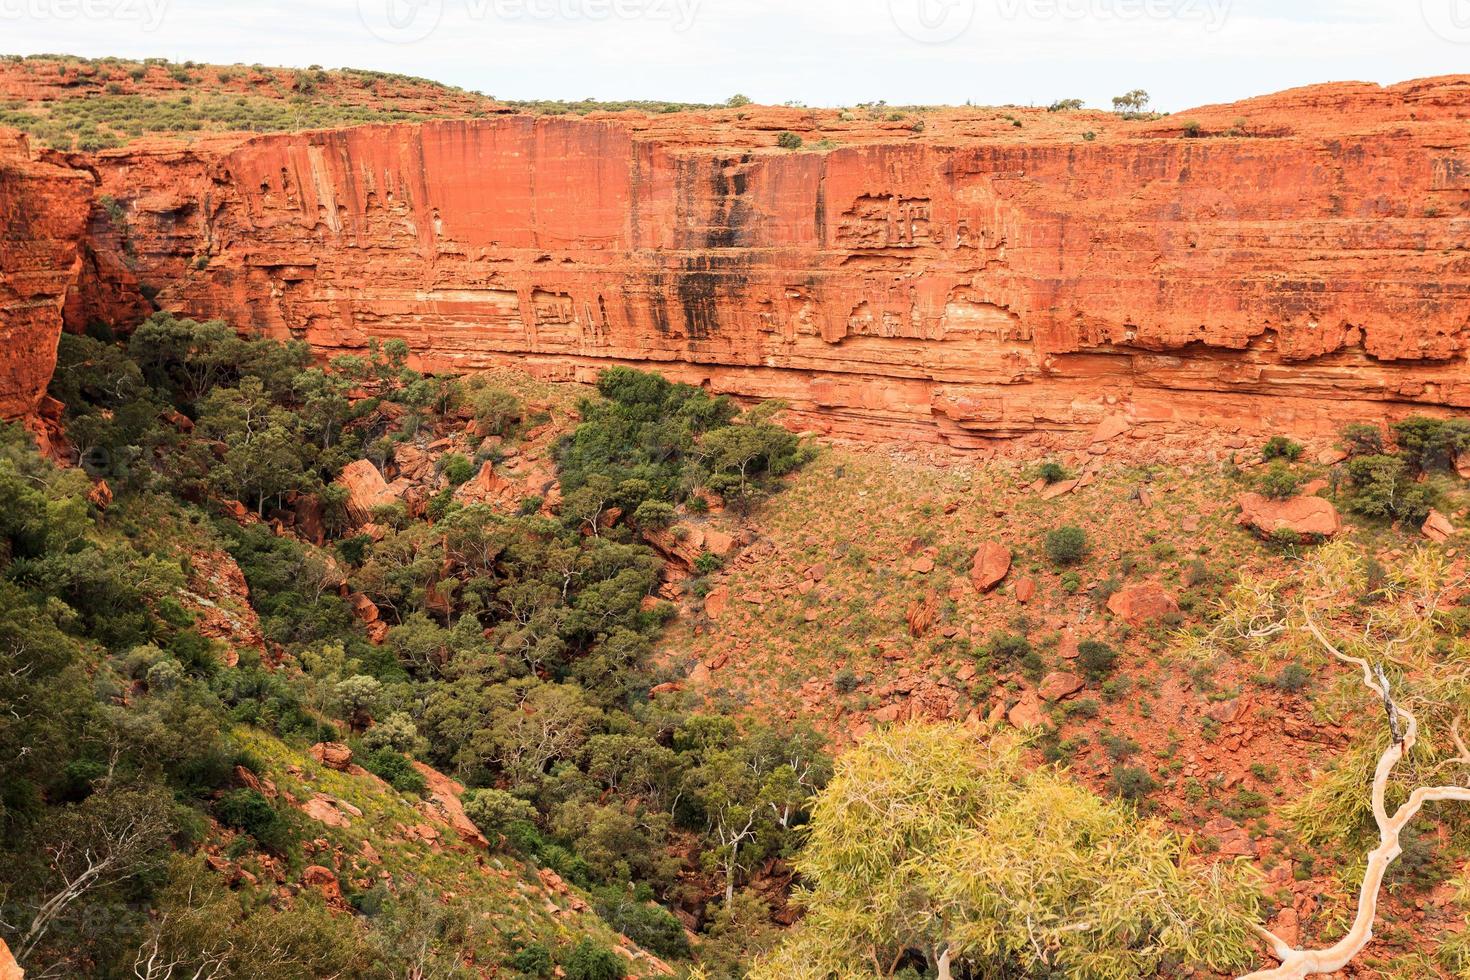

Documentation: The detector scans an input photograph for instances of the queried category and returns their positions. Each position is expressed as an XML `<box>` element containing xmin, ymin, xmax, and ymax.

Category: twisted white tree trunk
<box><xmin>1239</xmin><ymin>614</ymin><xmax>1470</xmax><ymax>979</ymax></box>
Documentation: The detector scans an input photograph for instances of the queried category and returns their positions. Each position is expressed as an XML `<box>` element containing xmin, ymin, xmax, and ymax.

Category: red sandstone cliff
<box><xmin>7</xmin><ymin>75</ymin><xmax>1470</xmax><ymax>443</ymax></box>
<box><xmin>0</xmin><ymin>130</ymin><xmax>92</xmax><ymax>426</ymax></box>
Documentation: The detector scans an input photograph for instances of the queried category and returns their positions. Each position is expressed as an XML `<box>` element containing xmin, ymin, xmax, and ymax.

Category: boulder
<box><xmin>704</xmin><ymin>586</ymin><xmax>730</xmax><ymax>621</ymax></box>
<box><xmin>302</xmin><ymin>865</ymin><xmax>345</xmax><ymax>907</ymax></box>
<box><xmin>1458</xmin><ymin>450</ymin><xmax>1470</xmax><ymax>481</ymax></box>
<box><xmin>1014</xmin><ymin>577</ymin><xmax>1037</xmax><ymax>604</ymax></box>
<box><xmin>411</xmin><ymin>761</ymin><xmax>490</xmax><ymax>848</ymax></box>
<box><xmin>1423</xmin><ymin>509</ymin><xmax>1457</xmax><ymax>544</ymax></box>
<box><xmin>87</xmin><ymin>479</ymin><xmax>113</xmax><ymax>510</ymax></box>
<box><xmin>906</xmin><ymin>589</ymin><xmax>939</xmax><ymax>638</ymax></box>
<box><xmin>291</xmin><ymin>492</ymin><xmax>326</xmax><ymax>545</ymax></box>
<box><xmin>970</xmin><ymin>542</ymin><xmax>1012</xmax><ymax>593</ymax></box>
<box><xmin>1091</xmin><ymin>415</ymin><xmax>1131</xmax><ymax>444</ymax></box>
<box><xmin>393</xmin><ymin>443</ymin><xmax>437</xmax><ymax>483</ymax></box>
<box><xmin>1058</xmin><ymin>629</ymin><xmax>1080</xmax><ymax>661</ymax></box>
<box><xmin>1106</xmin><ymin>582</ymin><xmax>1180</xmax><ymax>626</ymax></box>
<box><xmin>349</xmin><ymin>593</ymin><xmax>382</xmax><ymax>625</ymax></box>
<box><xmin>1236</xmin><ymin>493</ymin><xmax>1343</xmax><ymax>541</ymax></box>
<box><xmin>1039</xmin><ymin>672</ymin><xmax>1085</xmax><ymax>703</ymax></box>
<box><xmin>1270</xmin><ymin>907</ymin><xmax>1301</xmax><ymax>948</ymax></box>
<box><xmin>337</xmin><ymin>460</ymin><xmax>397</xmax><ymax>525</ymax></box>
<box><xmin>301</xmin><ymin>795</ymin><xmax>354</xmax><ymax>829</ymax></box>
<box><xmin>0</xmin><ymin>937</ymin><xmax>21</xmax><ymax>980</ymax></box>
<box><xmin>1040</xmin><ymin>478</ymin><xmax>1080</xmax><ymax>500</ymax></box>
<box><xmin>309</xmin><ymin>742</ymin><xmax>353</xmax><ymax>771</ymax></box>
<box><xmin>1006</xmin><ymin>692</ymin><xmax>1046</xmax><ymax>729</ymax></box>
<box><xmin>644</xmin><ymin>523</ymin><xmax>737</xmax><ymax>573</ymax></box>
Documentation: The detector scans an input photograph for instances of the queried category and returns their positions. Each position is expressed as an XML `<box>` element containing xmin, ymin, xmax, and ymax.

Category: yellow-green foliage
<box><xmin>750</xmin><ymin>723</ymin><xmax>1263</xmax><ymax>979</ymax></box>
<box><xmin>1189</xmin><ymin>541</ymin><xmax>1470</xmax><ymax>851</ymax></box>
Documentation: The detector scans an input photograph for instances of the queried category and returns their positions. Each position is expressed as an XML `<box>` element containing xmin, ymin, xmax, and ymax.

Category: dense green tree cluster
<box><xmin>556</xmin><ymin>366</ymin><xmax>812</xmax><ymax>524</ymax></box>
<box><xmin>0</xmin><ymin>421</ymin><xmax>344</xmax><ymax>975</ymax></box>
<box><xmin>1339</xmin><ymin>417</ymin><xmax>1470</xmax><ymax>524</ymax></box>
<box><xmin>21</xmin><ymin>325</ymin><xmax>824</xmax><ymax>976</ymax></box>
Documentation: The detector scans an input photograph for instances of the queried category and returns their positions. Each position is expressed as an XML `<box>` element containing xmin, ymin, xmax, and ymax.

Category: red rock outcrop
<box><xmin>7</xmin><ymin>75</ymin><xmax>1470</xmax><ymax>445</ymax></box>
<box><xmin>971</xmin><ymin>542</ymin><xmax>1012</xmax><ymax>592</ymax></box>
<box><xmin>1236</xmin><ymin>493</ymin><xmax>1344</xmax><ymax>540</ymax></box>
<box><xmin>0</xmin><ymin>130</ymin><xmax>92</xmax><ymax>428</ymax></box>
<box><xmin>336</xmin><ymin>459</ymin><xmax>399</xmax><ymax>524</ymax></box>
<box><xmin>1423</xmin><ymin>509</ymin><xmax>1457</xmax><ymax>543</ymax></box>
<box><xmin>1106</xmin><ymin>583</ymin><xmax>1181</xmax><ymax>626</ymax></box>
<box><xmin>0</xmin><ymin>936</ymin><xmax>22</xmax><ymax>980</ymax></box>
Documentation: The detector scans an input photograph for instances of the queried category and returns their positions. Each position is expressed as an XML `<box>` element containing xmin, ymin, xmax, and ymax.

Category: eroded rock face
<box><xmin>8</xmin><ymin>75</ymin><xmax>1470</xmax><ymax>444</ymax></box>
<box><xmin>0</xmin><ymin>130</ymin><xmax>92</xmax><ymax>426</ymax></box>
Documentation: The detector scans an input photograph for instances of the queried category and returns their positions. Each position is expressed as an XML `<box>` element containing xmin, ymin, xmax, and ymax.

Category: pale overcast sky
<box><xmin>2</xmin><ymin>0</ymin><xmax>1466</xmax><ymax>111</ymax></box>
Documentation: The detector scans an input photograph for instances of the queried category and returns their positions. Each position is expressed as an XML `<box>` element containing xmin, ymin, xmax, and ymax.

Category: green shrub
<box><xmin>694</xmin><ymin>552</ymin><xmax>724</xmax><ymax>575</ymax></box>
<box><xmin>985</xmin><ymin>632</ymin><xmax>1044</xmax><ymax>678</ymax></box>
<box><xmin>1275</xmin><ymin>662</ymin><xmax>1311</xmax><ymax>693</ymax></box>
<box><xmin>1262</xmin><ymin>436</ymin><xmax>1304</xmax><ymax>462</ymax></box>
<box><xmin>1109</xmin><ymin>766</ymin><xmax>1158</xmax><ymax>803</ymax></box>
<box><xmin>1037</xmin><ymin>461</ymin><xmax>1069</xmax><ymax>484</ymax></box>
<box><xmin>1392</xmin><ymin>416</ymin><xmax>1470</xmax><ymax>472</ymax></box>
<box><xmin>776</xmin><ymin>131</ymin><xmax>803</xmax><ymax>150</ymax></box>
<box><xmin>464</xmin><ymin>788</ymin><xmax>538</xmax><ymax>844</ymax></box>
<box><xmin>1339</xmin><ymin>422</ymin><xmax>1384</xmax><ymax>457</ymax></box>
<box><xmin>507</xmin><ymin>943</ymin><xmax>555</xmax><ymax>977</ymax></box>
<box><xmin>592</xmin><ymin>887</ymin><xmax>691</xmax><ymax>960</ymax></box>
<box><xmin>563</xmin><ymin>938</ymin><xmax>626</xmax><ymax>980</ymax></box>
<box><xmin>1044</xmin><ymin>526</ymin><xmax>1088</xmax><ymax>567</ymax></box>
<box><xmin>216</xmin><ymin>788</ymin><xmax>293</xmax><ymax>854</ymax></box>
<box><xmin>468</xmin><ymin>385</ymin><xmax>524</xmax><ymax>436</ymax></box>
<box><xmin>440</xmin><ymin>453</ymin><xmax>475</xmax><ymax>486</ymax></box>
<box><xmin>1257</xmin><ymin>462</ymin><xmax>1300</xmax><ymax>500</ymax></box>
<box><xmin>361</xmin><ymin>748</ymin><xmax>427</xmax><ymax>795</ymax></box>
<box><xmin>632</xmin><ymin>500</ymin><xmax>676</xmax><ymax>529</ymax></box>
<box><xmin>1076</xmin><ymin>640</ymin><xmax>1118</xmax><ymax>681</ymax></box>
<box><xmin>1346</xmin><ymin>455</ymin><xmax>1436</xmax><ymax>523</ymax></box>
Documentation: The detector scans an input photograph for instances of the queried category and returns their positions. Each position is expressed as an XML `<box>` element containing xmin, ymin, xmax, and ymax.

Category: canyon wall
<box><xmin>0</xmin><ymin>130</ymin><xmax>91</xmax><ymax>426</ymax></box>
<box><xmin>11</xmin><ymin>75</ymin><xmax>1470</xmax><ymax>443</ymax></box>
